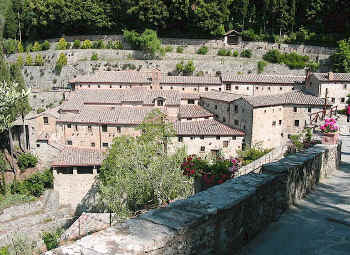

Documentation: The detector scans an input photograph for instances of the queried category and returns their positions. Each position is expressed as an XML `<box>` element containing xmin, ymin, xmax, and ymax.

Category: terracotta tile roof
<box><xmin>221</xmin><ymin>74</ymin><xmax>305</xmax><ymax>85</ymax></box>
<box><xmin>52</xmin><ymin>147</ymin><xmax>106</xmax><ymax>167</ymax></box>
<box><xmin>242</xmin><ymin>91</ymin><xmax>328</xmax><ymax>108</ymax></box>
<box><xmin>160</xmin><ymin>76</ymin><xmax>221</xmax><ymax>85</ymax></box>
<box><xmin>200</xmin><ymin>91</ymin><xmax>242</xmax><ymax>102</ymax></box>
<box><xmin>174</xmin><ymin>119</ymin><xmax>245</xmax><ymax>136</ymax></box>
<box><xmin>70</xmin><ymin>71</ymin><xmax>152</xmax><ymax>84</ymax></box>
<box><xmin>312</xmin><ymin>73</ymin><xmax>350</xmax><ymax>82</ymax></box>
<box><xmin>60</xmin><ymin>89</ymin><xmax>183</xmax><ymax>109</ymax></box>
<box><xmin>178</xmin><ymin>105</ymin><xmax>214</xmax><ymax>119</ymax></box>
<box><xmin>179</xmin><ymin>93</ymin><xmax>200</xmax><ymax>100</ymax></box>
<box><xmin>57</xmin><ymin>107</ymin><xmax>155</xmax><ymax>125</ymax></box>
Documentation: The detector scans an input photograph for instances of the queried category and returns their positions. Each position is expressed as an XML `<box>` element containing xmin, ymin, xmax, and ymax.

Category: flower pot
<box><xmin>322</xmin><ymin>132</ymin><xmax>338</xmax><ymax>145</ymax></box>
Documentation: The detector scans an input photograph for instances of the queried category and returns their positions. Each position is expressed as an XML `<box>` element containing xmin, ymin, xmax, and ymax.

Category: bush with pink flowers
<box><xmin>181</xmin><ymin>155</ymin><xmax>240</xmax><ymax>188</ymax></box>
<box><xmin>320</xmin><ymin>118</ymin><xmax>339</xmax><ymax>133</ymax></box>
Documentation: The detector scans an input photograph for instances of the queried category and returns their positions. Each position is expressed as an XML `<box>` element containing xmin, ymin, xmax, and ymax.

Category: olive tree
<box><xmin>98</xmin><ymin>109</ymin><xmax>193</xmax><ymax>219</ymax></box>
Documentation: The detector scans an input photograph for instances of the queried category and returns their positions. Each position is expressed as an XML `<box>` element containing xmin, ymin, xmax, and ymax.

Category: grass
<box><xmin>0</xmin><ymin>193</ymin><xmax>36</xmax><ymax>211</ymax></box>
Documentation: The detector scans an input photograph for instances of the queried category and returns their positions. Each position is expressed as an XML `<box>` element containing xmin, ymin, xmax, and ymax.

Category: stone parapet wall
<box><xmin>45</xmin><ymin>141</ymin><xmax>341</xmax><ymax>255</ymax></box>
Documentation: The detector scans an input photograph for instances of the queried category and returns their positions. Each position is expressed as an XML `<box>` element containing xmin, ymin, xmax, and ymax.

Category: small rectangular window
<box><xmin>215</xmin><ymin>105</ymin><xmax>218</xmax><ymax>110</ymax></box>
<box><xmin>190</xmin><ymin>136</ymin><xmax>195</xmax><ymax>140</ymax></box>
<box><xmin>117</xmin><ymin>126</ymin><xmax>121</xmax><ymax>133</ymax></box>
<box><xmin>331</xmin><ymin>98</ymin><xmax>335</xmax><ymax>103</ymax></box>
<box><xmin>98</xmin><ymin>85</ymin><xmax>101</xmax><ymax>88</ymax></box>
<box><xmin>91</xmin><ymin>142</ymin><xmax>95</xmax><ymax>147</ymax></box>
<box><xmin>188</xmin><ymin>99</ymin><xmax>195</xmax><ymax>104</ymax></box>
<box><xmin>268</xmin><ymin>87</ymin><xmax>271</xmax><ymax>90</ymax></box>
<box><xmin>294</xmin><ymin>120</ymin><xmax>300</xmax><ymax>127</ymax></box>
<box><xmin>223</xmin><ymin>141</ymin><xmax>229</xmax><ymax>148</ymax></box>
<box><xmin>102</xmin><ymin>125</ymin><xmax>107</xmax><ymax>132</ymax></box>
<box><xmin>232</xmin><ymin>136</ymin><xmax>236</xmax><ymax>140</ymax></box>
<box><xmin>279</xmin><ymin>120</ymin><xmax>282</xmax><ymax>125</ymax></box>
<box><xmin>216</xmin><ymin>136</ymin><xmax>220</xmax><ymax>140</ymax></box>
<box><xmin>341</xmin><ymin>98</ymin><xmax>345</xmax><ymax>103</ymax></box>
<box><xmin>280</xmin><ymin>87</ymin><xmax>283</xmax><ymax>91</ymax></box>
<box><xmin>102</xmin><ymin>143</ymin><xmax>109</xmax><ymax>147</ymax></box>
<box><xmin>36</xmin><ymin>144</ymin><xmax>40</xmax><ymax>148</ymax></box>
<box><xmin>205</xmin><ymin>87</ymin><xmax>208</xmax><ymax>91</ymax></box>
<box><xmin>308</xmin><ymin>107</ymin><xmax>312</xmax><ymax>113</ymax></box>
<box><xmin>88</xmin><ymin>126</ymin><xmax>92</xmax><ymax>132</ymax></box>
<box><xmin>227</xmin><ymin>106</ymin><xmax>230</xmax><ymax>112</ymax></box>
<box><xmin>234</xmin><ymin>119</ymin><xmax>239</xmax><ymax>125</ymax></box>
<box><xmin>200</xmin><ymin>146</ymin><xmax>205</xmax><ymax>152</ymax></box>
<box><xmin>272</xmin><ymin>121</ymin><xmax>276</xmax><ymax>126</ymax></box>
<box><xmin>43</xmin><ymin>117</ymin><xmax>48</xmax><ymax>124</ymax></box>
<box><xmin>256</xmin><ymin>87</ymin><xmax>259</xmax><ymax>90</ymax></box>
<box><xmin>226</xmin><ymin>84</ymin><xmax>231</xmax><ymax>91</ymax></box>
<box><xmin>235</xmin><ymin>86</ymin><xmax>239</xmax><ymax>90</ymax></box>
<box><xmin>293</xmin><ymin>107</ymin><xmax>297</xmax><ymax>112</ymax></box>
<box><xmin>67</xmin><ymin>140</ymin><xmax>72</xmax><ymax>145</ymax></box>
<box><xmin>187</xmin><ymin>118</ymin><xmax>192</xmax><ymax>121</ymax></box>
<box><xmin>344</xmin><ymin>84</ymin><xmax>347</xmax><ymax>89</ymax></box>
<box><xmin>223</xmin><ymin>117</ymin><xmax>226</xmax><ymax>122</ymax></box>
<box><xmin>200</xmin><ymin>136</ymin><xmax>204</xmax><ymax>140</ymax></box>
<box><xmin>234</xmin><ymin>105</ymin><xmax>238</xmax><ymax>113</ymax></box>
<box><xmin>67</xmin><ymin>124</ymin><xmax>71</xmax><ymax>128</ymax></box>
<box><xmin>178</xmin><ymin>137</ymin><xmax>183</xmax><ymax>142</ymax></box>
<box><xmin>74</xmin><ymin>125</ymin><xmax>78</xmax><ymax>131</ymax></box>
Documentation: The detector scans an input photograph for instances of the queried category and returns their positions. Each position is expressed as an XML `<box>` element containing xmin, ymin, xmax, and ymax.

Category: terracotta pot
<box><xmin>322</xmin><ymin>132</ymin><xmax>339</xmax><ymax>145</ymax></box>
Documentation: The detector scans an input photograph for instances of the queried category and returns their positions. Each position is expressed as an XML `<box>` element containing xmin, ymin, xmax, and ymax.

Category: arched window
<box><xmin>157</xmin><ymin>99</ymin><xmax>164</xmax><ymax>106</ymax></box>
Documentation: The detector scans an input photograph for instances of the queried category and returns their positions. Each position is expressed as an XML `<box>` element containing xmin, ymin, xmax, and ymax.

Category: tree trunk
<box><xmin>8</xmin><ymin>128</ymin><xmax>15</xmax><ymax>174</ymax></box>
<box><xmin>22</xmin><ymin>113</ymin><xmax>27</xmax><ymax>151</ymax></box>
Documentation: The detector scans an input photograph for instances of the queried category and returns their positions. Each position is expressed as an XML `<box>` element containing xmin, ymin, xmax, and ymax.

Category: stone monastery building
<box><xmin>13</xmin><ymin>70</ymin><xmax>339</xmax><ymax>208</ymax></box>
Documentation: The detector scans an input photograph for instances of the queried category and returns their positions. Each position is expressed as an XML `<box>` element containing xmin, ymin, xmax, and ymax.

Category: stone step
<box><xmin>0</xmin><ymin>207</ymin><xmax>71</xmax><ymax>233</ymax></box>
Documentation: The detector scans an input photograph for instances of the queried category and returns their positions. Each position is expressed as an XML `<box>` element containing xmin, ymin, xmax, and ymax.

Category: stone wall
<box><xmin>45</xmin><ymin>142</ymin><xmax>341</xmax><ymax>255</ymax></box>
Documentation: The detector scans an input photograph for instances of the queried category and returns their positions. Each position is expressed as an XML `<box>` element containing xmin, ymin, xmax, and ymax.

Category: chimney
<box><xmin>152</xmin><ymin>69</ymin><xmax>161</xmax><ymax>89</ymax></box>
<box><xmin>305</xmin><ymin>68</ymin><xmax>312</xmax><ymax>87</ymax></box>
<box><xmin>328</xmin><ymin>72</ymin><xmax>334</xmax><ymax>81</ymax></box>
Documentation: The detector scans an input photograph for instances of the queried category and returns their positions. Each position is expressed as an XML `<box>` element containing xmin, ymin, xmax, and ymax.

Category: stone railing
<box><xmin>45</xmin><ymin>142</ymin><xmax>341</xmax><ymax>255</ymax></box>
<box><xmin>235</xmin><ymin>145</ymin><xmax>288</xmax><ymax>177</ymax></box>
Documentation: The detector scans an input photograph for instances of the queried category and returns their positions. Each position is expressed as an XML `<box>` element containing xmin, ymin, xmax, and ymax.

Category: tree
<box><xmin>55</xmin><ymin>53</ymin><xmax>67</xmax><ymax>74</ymax></box>
<box><xmin>331</xmin><ymin>39</ymin><xmax>350</xmax><ymax>73</ymax></box>
<box><xmin>98</xmin><ymin>109</ymin><xmax>193</xmax><ymax>218</ymax></box>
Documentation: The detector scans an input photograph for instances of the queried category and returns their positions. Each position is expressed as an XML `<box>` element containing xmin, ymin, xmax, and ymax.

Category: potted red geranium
<box><xmin>181</xmin><ymin>155</ymin><xmax>240</xmax><ymax>193</ymax></box>
<box><xmin>320</xmin><ymin>118</ymin><xmax>339</xmax><ymax>144</ymax></box>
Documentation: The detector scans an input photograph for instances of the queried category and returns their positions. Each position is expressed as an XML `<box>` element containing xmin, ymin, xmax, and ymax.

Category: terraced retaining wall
<box><xmin>45</xmin><ymin>142</ymin><xmax>341</xmax><ymax>255</ymax></box>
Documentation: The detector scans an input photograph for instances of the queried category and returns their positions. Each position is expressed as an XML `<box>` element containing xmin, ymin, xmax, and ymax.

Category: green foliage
<box><xmin>92</xmin><ymin>40</ymin><xmax>105</xmax><ymax>49</ymax></box>
<box><xmin>36</xmin><ymin>108</ymin><xmax>45</xmax><ymax>114</ymax></box>
<box><xmin>164</xmin><ymin>45</ymin><xmax>173</xmax><ymax>52</ymax></box>
<box><xmin>183</xmin><ymin>60</ymin><xmax>195</xmax><ymax>75</ymax></box>
<box><xmin>0</xmin><ymin>193</ymin><xmax>35</xmax><ymax>211</ymax></box>
<box><xmin>56</xmin><ymin>38</ymin><xmax>68</xmax><ymax>50</ymax></box>
<box><xmin>197</xmin><ymin>46</ymin><xmax>208</xmax><ymax>55</ymax></box>
<box><xmin>2</xmin><ymin>39</ymin><xmax>17</xmax><ymax>54</ymax></box>
<box><xmin>41</xmin><ymin>40</ymin><xmax>51</xmax><ymax>51</ymax></box>
<box><xmin>73</xmin><ymin>40</ymin><xmax>81</xmax><ymax>49</ymax></box>
<box><xmin>99</xmin><ymin>109</ymin><xmax>193</xmax><ymax>218</ymax></box>
<box><xmin>17</xmin><ymin>152</ymin><xmax>38</xmax><ymax>170</ymax></box>
<box><xmin>263</xmin><ymin>49</ymin><xmax>311</xmax><ymax>69</ymax></box>
<box><xmin>331</xmin><ymin>39</ymin><xmax>350</xmax><ymax>73</ymax></box>
<box><xmin>0</xmin><ymin>246</ymin><xmax>9</xmax><ymax>255</ymax></box>
<box><xmin>257</xmin><ymin>61</ymin><xmax>267</xmax><ymax>73</ymax></box>
<box><xmin>31</xmin><ymin>41</ymin><xmax>42</xmax><ymax>52</ymax></box>
<box><xmin>176</xmin><ymin>61</ymin><xmax>184</xmax><ymax>73</ymax></box>
<box><xmin>123</xmin><ymin>29</ymin><xmax>163</xmax><ymax>58</ymax></box>
<box><xmin>25</xmin><ymin>43</ymin><xmax>32</xmax><ymax>53</ymax></box>
<box><xmin>306</xmin><ymin>61</ymin><xmax>320</xmax><ymax>72</ymax></box>
<box><xmin>11</xmin><ymin>169</ymin><xmax>53</xmax><ymax>197</ymax></box>
<box><xmin>25</xmin><ymin>54</ymin><xmax>32</xmax><ymax>66</ymax></box>
<box><xmin>217</xmin><ymin>49</ymin><xmax>231</xmax><ymax>56</ymax></box>
<box><xmin>240</xmin><ymin>49</ymin><xmax>252</xmax><ymax>58</ymax></box>
<box><xmin>34</xmin><ymin>54</ymin><xmax>44</xmax><ymax>66</ymax></box>
<box><xmin>17</xmin><ymin>41</ymin><xmax>24</xmax><ymax>53</ymax></box>
<box><xmin>42</xmin><ymin>228</ymin><xmax>63</xmax><ymax>251</ymax></box>
<box><xmin>232</xmin><ymin>50</ymin><xmax>239</xmax><ymax>57</ymax></box>
<box><xmin>176</xmin><ymin>46</ymin><xmax>184</xmax><ymax>53</ymax></box>
<box><xmin>8</xmin><ymin>234</ymin><xmax>36</xmax><ymax>255</ymax></box>
<box><xmin>55</xmin><ymin>53</ymin><xmax>67</xmax><ymax>75</ymax></box>
<box><xmin>290</xmin><ymin>134</ymin><xmax>304</xmax><ymax>151</ymax></box>
<box><xmin>237</xmin><ymin>144</ymin><xmax>272</xmax><ymax>166</ymax></box>
<box><xmin>81</xmin><ymin>40</ymin><xmax>92</xmax><ymax>49</ymax></box>
<box><xmin>91</xmin><ymin>53</ymin><xmax>98</xmax><ymax>61</ymax></box>
<box><xmin>108</xmin><ymin>40</ymin><xmax>123</xmax><ymax>50</ymax></box>
<box><xmin>263</xmin><ymin>49</ymin><xmax>285</xmax><ymax>63</ymax></box>
<box><xmin>16</xmin><ymin>55</ymin><xmax>24</xmax><ymax>68</ymax></box>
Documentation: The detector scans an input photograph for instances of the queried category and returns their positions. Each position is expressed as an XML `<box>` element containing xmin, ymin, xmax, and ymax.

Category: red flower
<box><xmin>190</xmin><ymin>169</ymin><xmax>195</xmax><ymax>175</ymax></box>
<box><xmin>217</xmin><ymin>179</ymin><xmax>224</xmax><ymax>184</ymax></box>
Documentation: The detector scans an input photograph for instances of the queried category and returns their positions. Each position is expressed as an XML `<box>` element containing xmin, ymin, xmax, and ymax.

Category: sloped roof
<box><xmin>221</xmin><ymin>74</ymin><xmax>305</xmax><ymax>85</ymax></box>
<box><xmin>178</xmin><ymin>105</ymin><xmax>214</xmax><ymax>119</ymax></box>
<box><xmin>242</xmin><ymin>91</ymin><xmax>328</xmax><ymax>108</ymax></box>
<box><xmin>200</xmin><ymin>91</ymin><xmax>242</xmax><ymax>102</ymax></box>
<box><xmin>174</xmin><ymin>119</ymin><xmax>245</xmax><ymax>136</ymax></box>
<box><xmin>70</xmin><ymin>71</ymin><xmax>151</xmax><ymax>84</ymax></box>
<box><xmin>160</xmin><ymin>76</ymin><xmax>221</xmax><ymax>85</ymax></box>
<box><xmin>312</xmin><ymin>73</ymin><xmax>350</xmax><ymax>82</ymax></box>
<box><xmin>52</xmin><ymin>147</ymin><xmax>106</xmax><ymax>167</ymax></box>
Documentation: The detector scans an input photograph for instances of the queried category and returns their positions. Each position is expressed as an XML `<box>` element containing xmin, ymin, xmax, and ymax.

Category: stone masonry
<box><xmin>45</xmin><ymin>141</ymin><xmax>341</xmax><ymax>255</ymax></box>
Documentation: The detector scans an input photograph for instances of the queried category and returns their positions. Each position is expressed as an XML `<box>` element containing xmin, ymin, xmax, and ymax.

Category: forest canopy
<box><xmin>1</xmin><ymin>0</ymin><xmax>349</xmax><ymax>45</ymax></box>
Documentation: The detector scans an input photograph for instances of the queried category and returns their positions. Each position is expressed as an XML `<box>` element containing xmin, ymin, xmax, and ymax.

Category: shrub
<box><xmin>34</xmin><ymin>54</ymin><xmax>44</xmax><ymax>66</ymax></box>
<box><xmin>17</xmin><ymin>41</ymin><xmax>24</xmax><ymax>53</ymax></box>
<box><xmin>164</xmin><ymin>45</ymin><xmax>173</xmax><ymax>52</ymax></box>
<box><xmin>42</xmin><ymin>229</ymin><xmax>63</xmax><ymax>251</ymax></box>
<box><xmin>232</xmin><ymin>50</ymin><xmax>239</xmax><ymax>57</ymax></box>
<box><xmin>257</xmin><ymin>61</ymin><xmax>267</xmax><ymax>73</ymax></box>
<box><xmin>25</xmin><ymin>54</ymin><xmax>32</xmax><ymax>66</ymax></box>
<box><xmin>16</xmin><ymin>55</ymin><xmax>24</xmax><ymax>67</ymax></box>
<box><xmin>176</xmin><ymin>46</ymin><xmax>184</xmax><ymax>53</ymax></box>
<box><xmin>237</xmin><ymin>144</ymin><xmax>272</xmax><ymax>166</ymax></box>
<box><xmin>197</xmin><ymin>46</ymin><xmax>208</xmax><ymax>55</ymax></box>
<box><xmin>73</xmin><ymin>40</ymin><xmax>81</xmax><ymax>49</ymax></box>
<box><xmin>81</xmin><ymin>40</ymin><xmax>92</xmax><ymax>49</ymax></box>
<box><xmin>90</xmin><ymin>52</ymin><xmax>98</xmax><ymax>61</ymax></box>
<box><xmin>128</xmin><ymin>63</ymin><xmax>136</xmax><ymax>70</ymax></box>
<box><xmin>240</xmin><ymin>49</ymin><xmax>252</xmax><ymax>58</ymax></box>
<box><xmin>2</xmin><ymin>39</ymin><xmax>17</xmax><ymax>54</ymax></box>
<box><xmin>41</xmin><ymin>40</ymin><xmax>51</xmax><ymax>50</ymax></box>
<box><xmin>283</xmin><ymin>52</ymin><xmax>308</xmax><ymax>69</ymax></box>
<box><xmin>263</xmin><ymin>49</ymin><xmax>285</xmax><ymax>63</ymax></box>
<box><xmin>56</xmin><ymin>38</ymin><xmax>68</xmax><ymax>50</ymax></box>
<box><xmin>176</xmin><ymin>61</ymin><xmax>184</xmax><ymax>73</ymax></box>
<box><xmin>106</xmin><ymin>40</ymin><xmax>123</xmax><ymax>50</ymax></box>
<box><xmin>306</xmin><ymin>61</ymin><xmax>320</xmax><ymax>72</ymax></box>
<box><xmin>196</xmin><ymin>71</ymin><xmax>204</xmax><ymax>76</ymax></box>
<box><xmin>184</xmin><ymin>60</ymin><xmax>195</xmax><ymax>75</ymax></box>
<box><xmin>92</xmin><ymin>40</ymin><xmax>105</xmax><ymax>49</ymax></box>
<box><xmin>217</xmin><ymin>49</ymin><xmax>231</xmax><ymax>56</ymax></box>
<box><xmin>32</xmin><ymin>41</ymin><xmax>42</xmax><ymax>52</ymax></box>
<box><xmin>66</xmin><ymin>42</ymin><xmax>71</xmax><ymax>49</ymax></box>
<box><xmin>55</xmin><ymin>53</ymin><xmax>67</xmax><ymax>74</ymax></box>
<box><xmin>17</xmin><ymin>153</ymin><xmax>38</xmax><ymax>170</ymax></box>
<box><xmin>0</xmin><ymin>246</ymin><xmax>9</xmax><ymax>255</ymax></box>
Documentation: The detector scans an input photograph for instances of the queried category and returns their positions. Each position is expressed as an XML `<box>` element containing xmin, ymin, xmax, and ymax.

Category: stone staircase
<box><xmin>0</xmin><ymin>190</ymin><xmax>74</xmax><ymax>248</ymax></box>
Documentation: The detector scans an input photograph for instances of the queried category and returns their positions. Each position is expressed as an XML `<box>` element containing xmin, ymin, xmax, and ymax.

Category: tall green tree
<box><xmin>331</xmin><ymin>39</ymin><xmax>350</xmax><ymax>73</ymax></box>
